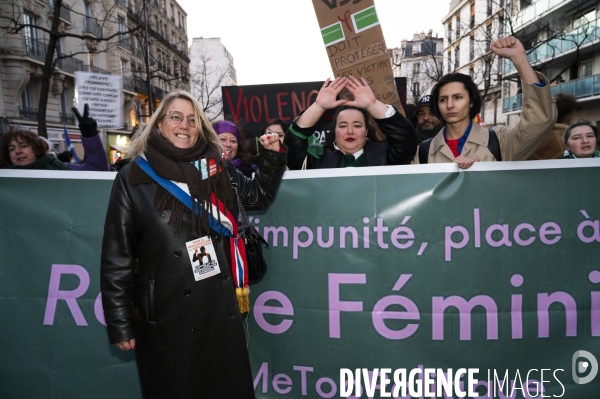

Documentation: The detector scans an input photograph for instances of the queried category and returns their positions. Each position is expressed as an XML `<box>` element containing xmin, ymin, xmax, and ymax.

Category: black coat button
<box><xmin>161</xmin><ymin>211</ymin><xmax>170</xmax><ymax>218</ymax></box>
<box><xmin>184</xmin><ymin>289</ymin><xmax>191</xmax><ymax>296</ymax></box>
<box><xmin>174</xmin><ymin>250</ymin><xmax>182</xmax><ymax>257</ymax></box>
<box><xmin>192</xmin><ymin>327</ymin><xmax>199</xmax><ymax>333</ymax></box>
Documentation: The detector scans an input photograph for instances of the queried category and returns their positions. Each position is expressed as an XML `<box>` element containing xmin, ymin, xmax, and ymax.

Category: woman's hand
<box><xmin>345</xmin><ymin>76</ymin><xmax>389</xmax><ymax>119</ymax></box>
<box><xmin>345</xmin><ymin>76</ymin><xmax>377</xmax><ymax>110</ymax></box>
<box><xmin>116</xmin><ymin>338</ymin><xmax>136</xmax><ymax>351</ymax></box>
<box><xmin>260</xmin><ymin>133</ymin><xmax>281</xmax><ymax>152</ymax></box>
<box><xmin>453</xmin><ymin>155</ymin><xmax>480</xmax><ymax>170</ymax></box>
<box><xmin>314</xmin><ymin>77</ymin><xmax>349</xmax><ymax>111</ymax></box>
<box><xmin>295</xmin><ymin>77</ymin><xmax>349</xmax><ymax>128</ymax></box>
<box><xmin>490</xmin><ymin>36</ymin><xmax>538</xmax><ymax>84</ymax></box>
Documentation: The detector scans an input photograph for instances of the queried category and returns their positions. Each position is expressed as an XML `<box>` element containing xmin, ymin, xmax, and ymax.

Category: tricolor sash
<box><xmin>134</xmin><ymin>155</ymin><xmax>250</xmax><ymax>312</ymax></box>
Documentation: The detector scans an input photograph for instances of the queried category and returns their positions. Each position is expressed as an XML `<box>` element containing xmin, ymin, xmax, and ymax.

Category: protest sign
<box><xmin>75</xmin><ymin>72</ymin><xmax>122</xmax><ymax>129</ymax></box>
<box><xmin>311</xmin><ymin>0</ymin><xmax>402</xmax><ymax>112</ymax></box>
<box><xmin>222</xmin><ymin>77</ymin><xmax>406</xmax><ymax>141</ymax></box>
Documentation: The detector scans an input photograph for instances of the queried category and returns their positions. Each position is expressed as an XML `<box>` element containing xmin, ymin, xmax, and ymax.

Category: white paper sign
<box><xmin>75</xmin><ymin>72</ymin><xmax>122</xmax><ymax>129</ymax></box>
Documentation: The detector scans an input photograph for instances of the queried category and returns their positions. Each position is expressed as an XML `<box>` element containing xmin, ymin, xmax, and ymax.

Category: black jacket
<box><xmin>100</xmin><ymin>145</ymin><xmax>286</xmax><ymax>399</ymax></box>
<box><xmin>285</xmin><ymin>108</ymin><xmax>417</xmax><ymax>169</ymax></box>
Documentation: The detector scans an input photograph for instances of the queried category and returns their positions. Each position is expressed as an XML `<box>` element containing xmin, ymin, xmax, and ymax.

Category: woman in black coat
<box><xmin>100</xmin><ymin>90</ymin><xmax>286</xmax><ymax>399</ymax></box>
<box><xmin>284</xmin><ymin>75</ymin><xmax>417</xmax><ymax>169</ymax></box>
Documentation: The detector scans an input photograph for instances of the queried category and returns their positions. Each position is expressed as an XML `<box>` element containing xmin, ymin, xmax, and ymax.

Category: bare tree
<box><xmin>189</xmin><ymin>46</ymin><xmax>230</xmax><ymax>122</ymax></box>
<box><xmin>0</xmin><ymin>0</ymin><xmax>143</xmax><ymax>137</ymax></box>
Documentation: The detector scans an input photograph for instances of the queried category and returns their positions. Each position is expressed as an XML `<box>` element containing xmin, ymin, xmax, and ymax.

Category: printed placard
<box><xmin>321</xmin><ymin>21</ymin><xmax>345</xmax><ymax>46</ymax></box>
<box><xmin>75</xmin><ymin>71</ymin><xmax>122</xmax><ymax>129</ymax></box>
<box><xmin>352</xmin><ymin>6</ymin><xmax>379</xmax><ymax>33</ymax></box>
<box><xmin>185</xmin><ymin>236</ymin><xmax>220</xmax><ymax>281</ymax></box>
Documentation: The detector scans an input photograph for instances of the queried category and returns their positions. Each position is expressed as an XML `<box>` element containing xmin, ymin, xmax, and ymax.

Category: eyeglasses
<box><xmin>165</xmin><ymin>111</ymin><xmax>196</xmax><ymax>127</ymax></box>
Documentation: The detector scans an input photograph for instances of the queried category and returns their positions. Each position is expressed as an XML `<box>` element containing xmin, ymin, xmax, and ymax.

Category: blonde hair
<box><xmin>126</xmin><ymin>90</ymin><xmax>221</xmax><ymax>160</ymax></box>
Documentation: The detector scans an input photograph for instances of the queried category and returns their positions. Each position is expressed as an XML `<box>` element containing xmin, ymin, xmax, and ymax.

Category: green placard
<box><xmin>352</xmin><ymin>6</ymin><xmax>379</xmax><ymax>33</ymax></box>
<box><xmin>321</xmin><ymin>21</ymin><xmax>345</xmax><ymax>46</ymax></box>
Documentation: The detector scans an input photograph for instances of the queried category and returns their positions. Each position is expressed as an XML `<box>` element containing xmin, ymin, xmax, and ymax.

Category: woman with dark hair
<box><xmin>284</xmin><ymin>75</ymin><xmax>417</xmax><ymax>169</ymax></box>
<box><xmin>562</xmin><ymin>121</ymin><xmax>599</xmax><ymax>158</ymax></box>
<box><xmin>0</xmin><ymin>105</ymin><xmax>110</xmax><ymax>171</ymax></box>
<box><xmin>261</xmin><ymin>119</ymin><xmax>288</xmax><ymax>143</ymax></box>
<box><xmin>414</xmin><ymin>36</ymin><xmax>557</xmax><ymax>169</ymax></box>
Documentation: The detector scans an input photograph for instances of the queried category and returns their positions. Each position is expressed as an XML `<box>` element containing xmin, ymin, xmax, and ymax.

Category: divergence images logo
<box><xmin>572</xmin><ymin>350</ymin><xmax>598</xmax><ymax>384</ymax></box>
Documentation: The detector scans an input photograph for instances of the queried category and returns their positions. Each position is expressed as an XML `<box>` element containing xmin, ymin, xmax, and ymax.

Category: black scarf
<box><xmin>417</xmin><ymin>124</ymin><xmax>444</xmax><ymax>144</ymax></box>
<box><xmin>143</xmin><ymin>129</ymin><xmax>234</xmax><ymax>237</ymax></box>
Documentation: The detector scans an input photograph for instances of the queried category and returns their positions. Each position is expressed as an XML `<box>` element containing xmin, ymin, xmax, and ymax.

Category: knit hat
<box><xmin>212</xmin><ymin>120</ymin><xmax>239</xmax><ymax>139</ymax></box>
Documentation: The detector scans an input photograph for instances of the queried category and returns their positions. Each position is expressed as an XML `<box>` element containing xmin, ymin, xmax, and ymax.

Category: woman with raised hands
<box><xmin>284</xmin><ymin>75</ymin><xmax>417</xmax><ymax>170</ymax></box>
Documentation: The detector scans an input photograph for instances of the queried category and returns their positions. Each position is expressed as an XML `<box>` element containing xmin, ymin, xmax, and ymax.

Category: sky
<box><xmin>176</xmin><ymin>0</ymin><xmax>451</xmax><ymax>86</ymax></box>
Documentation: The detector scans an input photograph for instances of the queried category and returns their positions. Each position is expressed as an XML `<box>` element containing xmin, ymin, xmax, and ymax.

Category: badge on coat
<box><xmin>185</xmin><ymin>236</ymin><xmax>220</xmax><ymax>281</ymax></box>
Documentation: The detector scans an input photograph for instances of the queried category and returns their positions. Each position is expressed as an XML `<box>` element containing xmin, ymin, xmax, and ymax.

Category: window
<box><xmin>581</xmin><ymin>60</ymin><xmax>593</xmax><ymax>77</ymax></box>
<box><xmin>412</xmin><ymin>82</ymin><xmax>420</xmax><ymax>95</ymax></box>
<box><xmin>470</xmin><ymin>3</ymin><xmax>475</xmax><ymax>28</ymax></box>
<box><xmin>21</xmin><ymin>83</ymin><xmax>33</xmax><ymax>109</ymax></box>
<box><xmin>470</xmin><ymin>36</ymin><xmax>475</xmax><ymax>60</ymax></box>
<box><xmin>469</xmin><ymin>68</ymin><xmax>474</xmax><ymax>79</ymax></box>
<box><xmin>23</xmin><ymin>13</ymin><xmax>40</xmax><ymax>57</ymax></box>
<box><xmin>455</xmin><ymin>46</ymin><xmax>460</xmax><ymax>68</ymax></box>
<box><xmin>447</xmin><ymin>51</ymin><xmax>452</xmax><ymax>73</ymax></box>
<box><xmin>499</xmin><ymin>17</ymin><xmax>505</xmax><ymax>36</ymax></box>
<box><xmin>456</xmin><ymin>16</ymin><xmax>461</xmax><ymax>37</ymax></box>
<box><xmin>487</xmin><ymin>0</ymin><xmax>493</xmax><ymax>16</ymax></box>
<box><xmin>447</xmin><ymin>22</ymin><xmax>452</xmax><ymax>42</ymax></box>
<box><xmin>413</xmin><ymin>62</ymin><xmax>420</xmax><ymax>76</ymax></box>
<box><xmin>573</xmin><ymin>10</ymin><xmax>596</xmax><ymax>30</ymax></box>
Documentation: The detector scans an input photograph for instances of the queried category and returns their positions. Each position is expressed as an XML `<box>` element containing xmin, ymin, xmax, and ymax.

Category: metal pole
<box><xmin>142</xmin><ymin>0</ymin><xmax>153</xmax><ymax>116</ymax></box>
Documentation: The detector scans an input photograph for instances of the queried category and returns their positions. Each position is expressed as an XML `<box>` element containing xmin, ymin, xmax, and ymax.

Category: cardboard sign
<box><xmin>75</xmin><ymin>72</ymin><xmax>123</xmax><ymax>129</ymax></box>
<box><xmin>221</xmin><ymin>77</ymin><xmax>406</xmax><ymax>138</ymax></box>
<box><xmin>311</xmin><ymin>0</ymin><xmax>402</xmax><ymax>112</ymax></box>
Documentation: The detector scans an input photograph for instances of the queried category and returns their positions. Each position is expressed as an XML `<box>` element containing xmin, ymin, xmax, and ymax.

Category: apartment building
<box><xmin>189</xmin><ymin>37</ymin><xmax>237</xmax><ymax>122</ymax></box>
<box><xmin>0</xmin><ymin>0</ymin><xmax>190</xmax><ymax>163</ymax></box>
<box><xmin>501</xmin><ymin>0</ymin><xmax>599</xmax><ymax>126</ymax></box>
<box><xmin>442</xmin><ymin>0</ymin><xmax>509</xmax><ymax>126</ymax></box>
<box><xmin>391</xmin><ymin>30</ymin><xmax>444</xmax><ymax>105</ymax></box>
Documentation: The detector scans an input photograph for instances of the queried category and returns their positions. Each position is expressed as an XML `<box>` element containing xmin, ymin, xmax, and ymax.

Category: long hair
<box><xmin>0</xmin><ymin>129</ymin><xmax>47</xmax><ymax>166</ymax></box>
<box><xmin>126</xmin><ymin>90</ymin><xmax>221</xmax><ymax>159</ymax></box>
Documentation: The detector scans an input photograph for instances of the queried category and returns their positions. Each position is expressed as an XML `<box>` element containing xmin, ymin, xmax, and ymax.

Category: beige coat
<box><xmin>413</xmin><ymin>72</ymin><xmax>557</xmax><ymax>163</ymax></box>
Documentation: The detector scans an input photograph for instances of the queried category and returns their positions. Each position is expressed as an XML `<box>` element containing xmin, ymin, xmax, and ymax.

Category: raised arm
<box><xmin>490</xmin><ymin>36</ymin><xmax>557</xmax><ymax>160</ymax></box>
<box><xmin>295</xmin><ymin>78</ymin><xmax>348</xmax><ymax>128</ymax></box>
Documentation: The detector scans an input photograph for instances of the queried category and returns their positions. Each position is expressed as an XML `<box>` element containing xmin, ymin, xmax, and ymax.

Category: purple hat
<box><xmin>212</xmin><ymin>120</ymin><xmax>239</xmax><ymax>139</ymax></box>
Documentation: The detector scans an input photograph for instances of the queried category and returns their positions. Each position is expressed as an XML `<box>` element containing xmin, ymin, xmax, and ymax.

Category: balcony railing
<box><xmin>60</xmin><ymin>112</ymin><xmax>75</xmax><ymax>125</ymax></box>
<box><xmin>82</xmin><ymin>65</ymin><xmax>111</xmax><ymax>74</ymax></box>
<box><xmin>510</xmin><ymin>0</ymin><xmax>567</xmax><ymax>32</ymax></box>
<box><xmin>152</xmin><ymin>85</ymin><xmax>166</xmax><ymax>99</ymax></box>
<box><xmin>122</xmin><ymin>76</ymin><xmax>135</xmax><ymax>92</ymax></box>
<box><xmin>503</xmin><ymin>73</ymin><xmax>600</xmax><ymax>113</ymax></box>
<box><xmin>48</xmin><ymin>1</ymin><xmax>72</xmax><ymax>22</ymax></box>
<box><xmin>504</xmin><ymin>16</ymin><xmax>600</xmax><ymax>75</ymax></box>
<box><xmin>19</xmin><ymin>106</ymin><xmax>38</xmax><ymax>121</ymax></box>
<box><xmin>118</xmin><ymin>37</ymin><xmax>133</xmax><ymax>52</ymax></box>
<box><xmin>84</xmin><ymin>17</ymin><xmax>102</xmax><ymax>38</ymax></box>
<box><xmin>25</xmin><ymin>38</ymin><xmax>47</xmax><ymax>61</ymax></box>
<box><xmin>57</xmin><ymin>55</ymin><xmax>84</xmax><ymax>73</ymax></box>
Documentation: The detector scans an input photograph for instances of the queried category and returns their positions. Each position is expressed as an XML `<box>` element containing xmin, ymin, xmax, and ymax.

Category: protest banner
<box><xmin>311</xmin><ymin>0</ymin><xmax>402</xmax><ymax>112</ymax></box>
<box><xmin>1</xmin><ymin>160</ymin><xmax>599</xmax><ymax>398</ymax></box>
<box><xmin>222</xmin><ymin>77</ymin><xmax>406</xmax><ymax>141</ymax></box>
<box><xmin>75</xmin><ymin>72</ymin><xmax>123</xmax><ymax>129</ymax></box>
